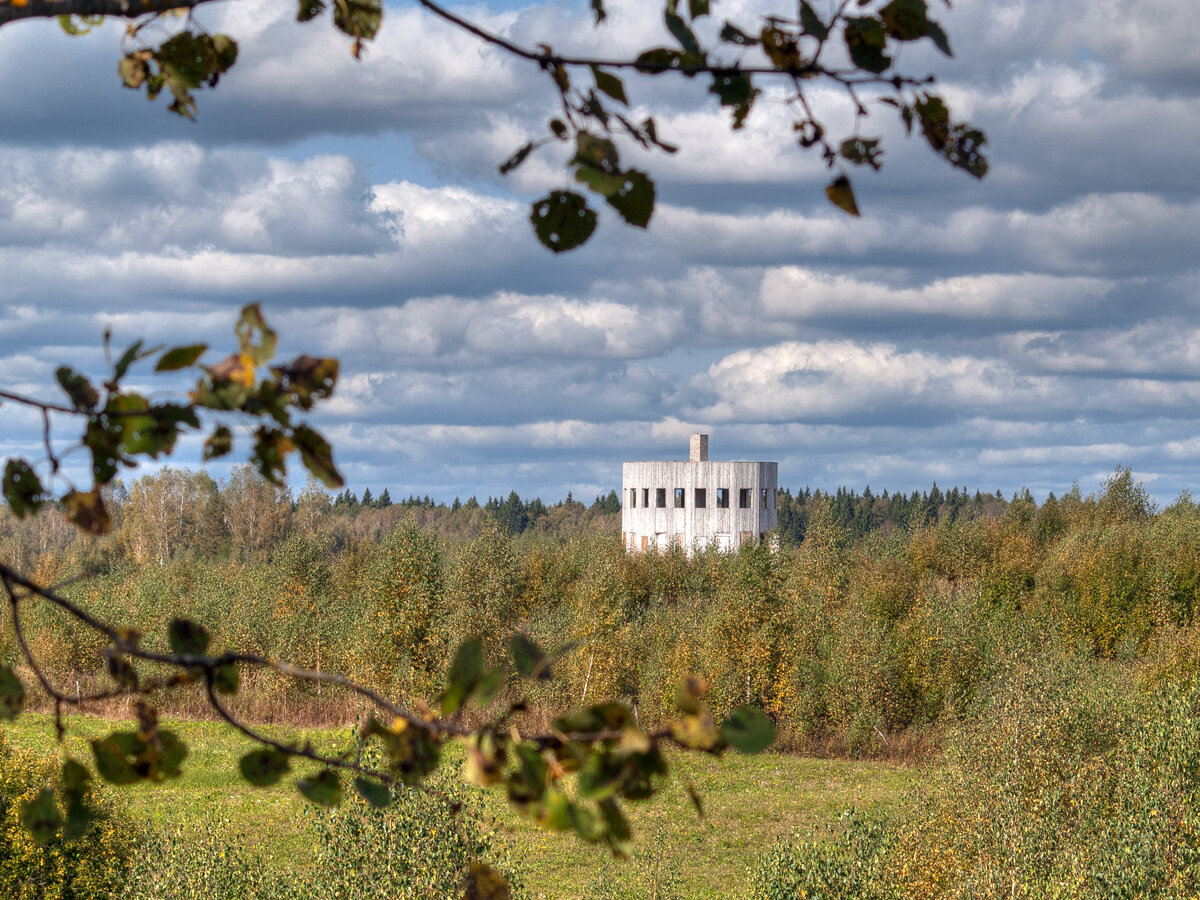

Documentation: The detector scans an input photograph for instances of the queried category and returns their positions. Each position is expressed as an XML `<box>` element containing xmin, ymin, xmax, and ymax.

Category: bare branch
<box><xmin>0</xmin><ymin>0</ymin><xmax>213</xmax><ymax>27</ymax></box>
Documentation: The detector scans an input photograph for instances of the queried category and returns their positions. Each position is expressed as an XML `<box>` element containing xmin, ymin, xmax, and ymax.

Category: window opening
<box><xmin>674</xmin><ymin>488</ymin><xmax>685</xmax><ymax>508</ymax></box>
<box><xmin>694</xmin><ymin>488</ymin><xmax>707</xmax><ymax>508</ymax></box>
<box><xmin>642</xmin><ymin>488</ymin><xmax>649</xmax><ymax>507</ymax></box>
<box><xmin>739</xmin><ymin>488</ymin><xmax>751</xmax><ymax>509</ymax></box>
<box><xmin>655</xmin><ymin>488</ymin><xmax>666</xmax><ymax>508</ymax></box>
<box><xmin>716</xmin><ymin>488</ymin><xmax>729</xmax><ymax>508</ymax></box>
<box><xmin>629</xmin><ymin>489</ymin><xmax>637</xmax><ymax>508</ymax></box>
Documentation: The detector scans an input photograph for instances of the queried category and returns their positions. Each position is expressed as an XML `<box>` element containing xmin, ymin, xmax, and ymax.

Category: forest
<box><xmin>3</xmin><ymin>464</ymin><xmax>1200</xmax><ymax>896</ymax></box>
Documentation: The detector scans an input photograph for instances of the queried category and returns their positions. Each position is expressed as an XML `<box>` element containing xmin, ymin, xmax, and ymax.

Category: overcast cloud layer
<box><xmin>2</xmin><ymin>0</ymin><xmax>1199</xmax><ymax>504</ymax></box>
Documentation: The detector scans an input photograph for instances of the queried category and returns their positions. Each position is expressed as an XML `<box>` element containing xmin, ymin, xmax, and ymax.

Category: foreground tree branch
<box><xmin>0</xmin><ymin>0</ymin><xmax>987</xmax><ymax>245</ymax></box>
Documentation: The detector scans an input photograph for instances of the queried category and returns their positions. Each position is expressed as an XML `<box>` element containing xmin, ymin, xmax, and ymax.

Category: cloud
<box><xmin>1</xmin><ymin>0</ymin><xmax>1199</xmax><ymax>506</ymax></box>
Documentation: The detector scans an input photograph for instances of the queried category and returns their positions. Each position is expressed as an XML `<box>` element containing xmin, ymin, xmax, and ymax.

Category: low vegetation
<box><xmin>3</xmin><ymin>466</ymin><xmax>1199</xmax><ymax>895</ymax></box>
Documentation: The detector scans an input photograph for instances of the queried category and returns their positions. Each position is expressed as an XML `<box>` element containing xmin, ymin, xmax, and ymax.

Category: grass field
<box><xmin>3</xmin><ymin>714</ymin><xmax>921</xmax><ymax>898</ymax></box>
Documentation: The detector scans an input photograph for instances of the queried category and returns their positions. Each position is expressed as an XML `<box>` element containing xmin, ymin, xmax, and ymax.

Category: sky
<box><xmin>1</xmin><ymin>0</ymin><xmax>1199</xmax><ymax>505</ymax></box>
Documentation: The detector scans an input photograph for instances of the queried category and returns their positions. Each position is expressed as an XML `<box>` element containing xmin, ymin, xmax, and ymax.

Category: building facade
<box><xmin>621</xmin><ymin>434</ymin><xmax>778</xmax><ymax>555</ymax></box>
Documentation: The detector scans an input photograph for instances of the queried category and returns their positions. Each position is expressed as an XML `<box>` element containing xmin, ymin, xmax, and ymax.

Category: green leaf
<box><xmin>3</xmin><ymin>459</ymin><xmax>47</xmax><ymax>518</ymax></box>
<box><xmin>62</xmin><ymin>795</ymin><xmax>95</xmax><ymax>841</ymax></box>
<box><xmin>332</xmin><ymin>0</ymin><xmax>382</xmax><ymax>44</ymax></box>
<box><xmin>235</xmin><ymin>303</ymin><xmax>279</xmax><ymax>366</ymax></box>
<box><xmin>353</xmin><ymin>776</ymin><xmax>392</xmax><ymax>808</ymax></box>
<box><xmin>604</xmin><ymin>170</ymin><xmax>655</xmax><ymax>228</ymax></box>
<box><xmin>843</xmin><ymin>17</ymin><xmax>891</xmax><ymax>74</ymax></box>
<box><xmin>20</xmin><ymin>788</ymin><xmax>62</xmax><ymax>845</ymax></box>
<box><xmin>567</xmin><ymin>800</ymin><xmax>601</xmax><ymax>842</ymax></box>
<box><xmin>112</xmin><ymin>339</ymin><xmax>145</xmax><ymax>382</ymax></box>
<box><xmin>0</xmin><ymin>666</ymin><xmax>25</xmax><ymax>721</ymax></box>
<box><xmin>213</xmin><ymin>662</ymin><xmax>240</xmax><ymax>695</ymax></box>
<box><xmin>640</xmin><ymin>117</ymin><xmax>678</xmax><ymax>153</ymax></box>
<box><xmin>252</xmin><ymin>426</ymin><xmax>290</xmax><ymax>484</ymax></box>
<box><xmin>155</xmin><ymin>344</ymin><xmax>207</xmax><ymax>372</ymax></box>
<box><xmin>463</xmin><ymin>861</ymin><xmax>511</xmax><ymax>900</ymax></box>
<box><xmin>573</xmin><ymin>133</ymin><xmax>621</xmax><ymax>173</ymax></box>
<box><xmin>510</xmin><ymin>633</ymin><xmax>547</xmax><ymax>679</ymax></box>
<box><xmin>708</xmin><ymin>71</ymin><xmax>759</xmax><ymax>129</ymax></box>
<box><xmin>529</xmin><ymin>191</ymin><xmax>597</xmax><ymax>254</ymax></box>
<box><xmin>240</xmin><ymin>748</ymin><xmax>291</xmax><ymax>786</ymax></box>
<box><xmin>203</xmin><ymin>425</ymin><xmax>234</xmax><ymax>461</ymax></box>
<box><xmin>297</xmin><ymin>769</ymin><xmax>344</xmax><ymax>807</ymax></box>
<box><xmin>720</xmin><ymin>706</ymin><xmax>776</xmax><ymax>753</ymax></box>
<box><xmin>168</xmin><ymin>618</ymin><xmax>211</xmax><ymax>656</ymax></box>
<box><xmin>590</xmin><ymin>65</ymin><xmax>628</xmax><ymax>105</ymax></box>
<box><xmin>687</xmin><ymin>0</ymin><xmax>709</xmax><ymax>19</ymax></box>
<box><xmin>825</xmin><ymin>175</ymin><xmax>861</xmax><ymax>216</ymax></box>
<box><xmin>664</xmin><ymin>11</ymin><xmax>701</xmax><ymax>55</ymax></box>
<box><xmin>297</xmin><ymin>0</ymin><xmax>326</xmax><ymax>21</ymax></box>
<box><xmin>799</xmin><ymin>1</ymin><xmax>829</xmax><ymax>40</ymax></box>
<box><xmin>634</xmin><ymin>47</ymin><xmax>681</xmax><ymax>74</ymax></box>
<box><xmin>760</xmin><ymin>26</ymin><xmax>802</xmax><ymax>69</ymax></box>
<box><xmin>471</xmin><ymin>667</ymin><xmax>505</xmax><ymax>707</ymax></box>
<box><xmin>61</xmin><ymin>760</ymin><xmax>95</xmax><ymax>840</ymax></box>
<box><xmin>443</xmin><ymin>637</ymin><xmax>485</xmax><ymax>714</ymax></box>
<box><xmin>55</xmin><ymin>367</ymin><xmax>99</xmax><ymax>411</ymax></box>
<box><xmin>274</xmin><ymin>354</ymin><xmax>339</xmax><ymax>409</ymax></box>
<box><xmin>926</xmin><ymin>19</ymin><xmax>952</xmax><ymax>56</ymax></box>
<box><xmin>154</xmin><ymin>730</ymin><xmax>189</xmax><ymax>780</ymax></box>
<box><xmin>879</xmin><ymin>0</ymin><xmax>930</xmax><ymax>41</ymax></box>
<box><xmin>293</xmin><ymin>424</ymin><xmax>344</xmax><ymax>489</ymax></box>
<box><xmin>719</xmin><ymin>21</ymin><xmax>757</xmax><ymax>45</ymax></box>
<box><xmin>914</xmin><ymin>95</ymin><xmax>987</xmax><ymax>177</ymax></box>
<box><xmin>839</xmin><ymin>137</ymin><xmax>884</xmax><ymax>170</ymax></box>
<box><xmin>91</xmin><ymin>732</ymin><xmax>144</xmax><ymax>785</ymax></box>
<box><xmin>499</xmin><ymin>142</ymin><xmax>534</xmax><ymax>175</ymax></box>
<box><xmin>63</xmin><ymin>489</ymin><xmax>111</xmax><ymax>537</ymax></box>
<box><xmin>574</xmin><ymin>163</ymin><xmax>625</xmax><ymax>197</ymax></box>
<box><xmin>598</xmin><ymin>797</ymin><xmax>633</xmax><ymax>857</ymax></box>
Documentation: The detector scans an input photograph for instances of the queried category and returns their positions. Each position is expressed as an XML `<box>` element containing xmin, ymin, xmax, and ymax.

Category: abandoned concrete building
<box><xmin>621</xmin><ymin>434</ymin><xmax>778</xmax><ymax>555</ymax></box>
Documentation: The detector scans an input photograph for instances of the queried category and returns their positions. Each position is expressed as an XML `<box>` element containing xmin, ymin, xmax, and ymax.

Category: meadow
<box><xmin>1</xmin><ymin>714</ymin><xmax>915</xmax><ymax>898</ymax></box>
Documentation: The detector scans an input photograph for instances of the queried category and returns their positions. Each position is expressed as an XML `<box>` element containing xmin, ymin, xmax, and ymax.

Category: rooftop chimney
<box><xmin>689</xmin><ymin>433</ymin><xmax>709</xmax><ymax>462</ymax></box>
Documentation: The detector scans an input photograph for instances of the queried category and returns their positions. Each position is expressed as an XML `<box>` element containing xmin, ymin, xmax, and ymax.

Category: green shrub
<box><xmin>743</xmin><ymin>809</ymin><xmax>894</xmax><ymax>900</ymax></box>
<box><xmin>123</xmin><ymin>774</ymin><xmax>525</xmax><ymax>900</ymax></box>
<box><xmin>0</xmin><ymin>728</ymin><xmax>136</xmax><ymax>900</ymax></box>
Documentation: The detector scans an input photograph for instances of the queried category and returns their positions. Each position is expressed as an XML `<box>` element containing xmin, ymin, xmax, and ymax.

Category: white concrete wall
<box><xmin>621</xmin><ymin>459</ymin><xmax>778</xmax><ymax>554</ymax></box>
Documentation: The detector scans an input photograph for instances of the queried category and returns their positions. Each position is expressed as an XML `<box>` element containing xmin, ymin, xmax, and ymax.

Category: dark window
<box><xmin>674</xmin><ymin>488</ymin><xmax>685</xmax><ymax>508</ymax></box>
<box><xmin>716</xmin><ymin>488</ymin><xmax>729</xmax><ymax>509</ymax></box>
<box><xmin>629</xmin><ymin>489</ymin><xmax>637</xmax><ymax>508</ymax></box>
<box><xmin>739</xmin><ymin>488</ymin><xmax>751</xmax><ymax>509</ymax></box>
<box><xmin>694</xmin><ymin>488</ymin><xmax>707</xmax><ymax>508</ymax></box>
<box><xmin>642</xmin><ymin>488</ymin><xmax>649</xmax><ymax>507</ymax></box>
<box><xmin>656</xmin><ymin>488</ymin><xmax>666</xmax><ymax>508</ymax></box>
<box><xmin>761</xmin><ymin>488</ymin><xmax>769</xmax><ymax>508</ymax></box>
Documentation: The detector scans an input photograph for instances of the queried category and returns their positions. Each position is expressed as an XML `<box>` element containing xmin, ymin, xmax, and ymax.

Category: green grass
<box><xmin>2</xmin><ymin>714</ymin><xmax>921</xmax><ymax>898</ymax></box>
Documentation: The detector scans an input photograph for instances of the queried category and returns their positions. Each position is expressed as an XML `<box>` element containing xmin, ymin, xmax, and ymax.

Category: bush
<box><xmin>0</xmin><ymin>729</ymin><xmax>136</xmax><ymax>900</ymax></box>
<box><xmin>743</xmin><ymin>809</ymin><xmax>894</xmax><ymax>900</ymax></box>
<box><xmin>123</xmin><ymin>774</ymin><xmax>525</xmax><ymax>900</ymax></box>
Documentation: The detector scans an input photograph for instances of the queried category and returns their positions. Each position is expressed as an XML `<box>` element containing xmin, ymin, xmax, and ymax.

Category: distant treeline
<box><xmin>324</xmin><ymin>480</ymin><xmax>1019</xmax><ymax>543</ymax></box>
